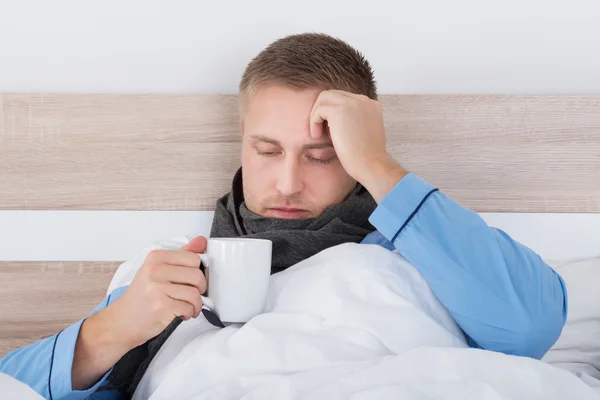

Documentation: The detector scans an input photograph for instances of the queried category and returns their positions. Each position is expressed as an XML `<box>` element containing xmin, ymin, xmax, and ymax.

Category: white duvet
<box><xmin>119</xmin><ymin>243</ymin><xmax>600</xmax><ymax>400</ymax></box>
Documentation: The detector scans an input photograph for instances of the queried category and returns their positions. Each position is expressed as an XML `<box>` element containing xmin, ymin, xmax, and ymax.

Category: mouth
<box><xmin>266</xmin><ymin>207</ymin><xmax>310</xmax><ymax>219</ymax></box>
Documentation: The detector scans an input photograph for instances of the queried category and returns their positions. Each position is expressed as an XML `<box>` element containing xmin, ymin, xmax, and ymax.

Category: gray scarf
<box><xmin>211</xmin><ymin>168</ymin><xmax>377</xmax><ymax>273</ymax></box>
<box><xmin>100</xmin><ymin>167</ymin><xmax>377</xmax><ymax>397</ymax></box>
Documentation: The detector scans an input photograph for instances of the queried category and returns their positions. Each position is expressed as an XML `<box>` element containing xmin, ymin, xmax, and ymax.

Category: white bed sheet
<box><xmin>111</xmin><ymin>243</ymin><xmax>600</xmax><ymax>400</ymax></box>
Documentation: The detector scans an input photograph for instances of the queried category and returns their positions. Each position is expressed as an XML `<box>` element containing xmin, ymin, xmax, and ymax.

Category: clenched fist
<box><xmin>310</xmin><ymin>90</ymin><xmax>408</xmax><ymax>202</ymax></box>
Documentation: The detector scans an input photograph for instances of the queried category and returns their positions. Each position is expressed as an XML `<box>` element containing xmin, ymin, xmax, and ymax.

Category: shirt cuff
<box><xmin>50</xmin><ymin>318</ymin><xmax>112</xmax><ymax>400</ymax></box>
<box><xmin>368</xmin><ymin>172</ymin><xmax>437</xmax><ymax>242</ymax></box>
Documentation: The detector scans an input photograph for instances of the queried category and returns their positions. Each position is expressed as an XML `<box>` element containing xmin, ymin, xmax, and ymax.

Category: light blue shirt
<box><xmin>0</xmin><ymin>173</ymin><xmax>568</xmax><ymax>399</ymax></box>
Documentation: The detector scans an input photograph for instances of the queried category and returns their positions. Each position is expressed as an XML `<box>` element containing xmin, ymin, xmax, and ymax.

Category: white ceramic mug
<box><xmin>199</xmin><ymin>238</ymin><xmax>272</xmax><ymax>323</ymax></box>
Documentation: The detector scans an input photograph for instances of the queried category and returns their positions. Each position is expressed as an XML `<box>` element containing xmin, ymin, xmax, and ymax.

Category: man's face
<box><xmin>241</xmin><ymin>85</ymin><xmax>357</xmax><ymax>219</ymax></box>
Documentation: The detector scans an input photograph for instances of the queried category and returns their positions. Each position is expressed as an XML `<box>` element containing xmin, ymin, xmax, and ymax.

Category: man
<box><xmin>1</xmin><ymin>33</ymin><xmax>567</xmax><ymax>399</ymax></box>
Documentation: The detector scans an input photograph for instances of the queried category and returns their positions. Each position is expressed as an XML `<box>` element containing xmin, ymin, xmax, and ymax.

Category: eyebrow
<box><xmin>250</xmin><ymin>135</ymin><xmax>281</xmax><ymax>146</ymax></box>
<box><xmin>249</xmin><ymin>135</ymin><xmax>334</xmax><ymax>150</ymax></box>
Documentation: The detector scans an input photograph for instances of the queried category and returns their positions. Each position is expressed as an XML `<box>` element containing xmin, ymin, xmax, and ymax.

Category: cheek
<box><xmin>241</xmin><ymin>148</ymin><xmax>277</xmax><ymax>208</ymax></box>
<box><xmin>242</xmin><ymin>145</ymin><xmax>272</xmax><ymax>170</ymax></box>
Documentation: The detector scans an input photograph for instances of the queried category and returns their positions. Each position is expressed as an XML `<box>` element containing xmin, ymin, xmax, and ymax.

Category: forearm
<box><xmin>359</xmin><ymin>155</ymin><xmax>408</xmax><ymax>204</ymax></box>
<box><xmin>72</xmin><ymin>301</ymin><xmax>134</xmax><ymax>390</ymax></box>
<box><xmin>367</xmin><ymin>168</ymin><xmax>567</xmax><ymax>359</ymax></box>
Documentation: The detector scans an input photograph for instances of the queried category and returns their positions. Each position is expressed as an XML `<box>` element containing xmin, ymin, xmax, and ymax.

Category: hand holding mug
<box><xmin>109</xmin><ymin>236</ymin><xmax>208</xmax><ymax>348</ymax></box>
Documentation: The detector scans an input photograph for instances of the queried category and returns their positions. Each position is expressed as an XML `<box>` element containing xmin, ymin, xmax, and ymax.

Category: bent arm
<box><xmin>368</xmin><ymin>173</ymin><xmax>567</xmax><ymax>359</ymax></box>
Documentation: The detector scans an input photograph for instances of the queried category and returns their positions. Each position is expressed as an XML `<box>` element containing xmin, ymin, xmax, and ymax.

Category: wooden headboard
<box><xmin>1</xmin><ymin>94</ymin><xmax>599</xmax><ymax>355</ymax></box>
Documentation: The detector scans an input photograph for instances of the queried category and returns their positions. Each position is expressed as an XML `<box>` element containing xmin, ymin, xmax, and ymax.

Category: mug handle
<box><xmin>199</xmin><ymin>253</ymin><xmax>215</xmax><ymax>311</ymax></box>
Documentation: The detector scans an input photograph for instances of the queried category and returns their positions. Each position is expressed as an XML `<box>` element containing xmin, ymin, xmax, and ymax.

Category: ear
<box><xmin>239</xmin><ymin>118</ymin><xmax>244</xmax><ymax>136</ymax></box>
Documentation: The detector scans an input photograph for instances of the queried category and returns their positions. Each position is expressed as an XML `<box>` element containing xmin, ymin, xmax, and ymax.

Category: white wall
<box><xmin>1</xmin><ymin>0</ymin><xmax>599</xmax><ymax>94</ymax></box>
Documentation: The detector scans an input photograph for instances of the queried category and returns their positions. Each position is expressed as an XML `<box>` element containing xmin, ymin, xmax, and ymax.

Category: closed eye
<box><xmin>257</xmin><ymin>151</ymin><xmax>281</xmax><ymax>157</ymax></box>
<box><xmin>307</xmin><ymin>155</ymin><xmax>335</xmax><ymax>164</ymax></box>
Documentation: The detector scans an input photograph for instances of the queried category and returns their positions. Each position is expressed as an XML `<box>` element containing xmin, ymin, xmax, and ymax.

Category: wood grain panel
<box><xmin>0</xmin><ymin>94</ymin><xmax>242</xmax><ymax>210</ymax></box>
<box><xmin>1</xmin><ymin>94</ymin><xmax>599</xmax><ymax>212</ymax></box>
<box><xmin>382</xmin><ymin>95</ymin><xmax>600</xmax><ymax>212</ymax></box>
<box><xmin>0</xmin><ymin>261</ymin><xmax>120</xmax><ymax>357</ymax></box>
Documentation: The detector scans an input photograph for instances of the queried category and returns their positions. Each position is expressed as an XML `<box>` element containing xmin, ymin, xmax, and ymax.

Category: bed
<box><xmin>0</xmin><ymin>94</ymin><xmax>599</xmax><ymax>397</ymax></box>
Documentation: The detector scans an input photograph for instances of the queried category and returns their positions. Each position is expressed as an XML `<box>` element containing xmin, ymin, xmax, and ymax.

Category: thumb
<box><xmin>180</xmin><ymin>236</ymin><xmax>207</xmax><ymax>253</ymax></box>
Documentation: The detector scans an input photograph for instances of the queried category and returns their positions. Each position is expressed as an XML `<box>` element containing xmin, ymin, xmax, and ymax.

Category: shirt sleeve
<box><xmin>368</xmin><ymin>173</ymin><xmax>568</xmax><ymax>359</ymax></box>
<box><xmin>0</xmin><ymin>285</ymin><xmax>129</xmax><ymax>400</ymax></box>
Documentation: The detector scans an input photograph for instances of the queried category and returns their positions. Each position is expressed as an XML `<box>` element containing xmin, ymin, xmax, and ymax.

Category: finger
<box><xmin>147</xmin><ymin>249</ymin><xmax>201</xmax><ymax>269</ymax></box>
<box><xmin>164</xmin><ymin>283</ymin><xmax>203</xmax><ymax>318</ymax></box>
<box><xmin>168</xmin><ymin>297</ymin><xmax>196</xmax><ymax>321</ymax></box>
<box><xmin>180</xmin><ymin>236</ymin><xmax>207</xmax><ymax>253</ymax></box>
<box><xmin>310</xmin><ymin>121</ymin><xmax>323</xmax><ymax>139</ymax></box>
<box><xmin>309</xmin><ymin>98</ymin><xmax>324</xmax><ymax>139</ymax></box>
<box><xmin>326</xmin><ymin>89</ymin><xmax>359</xmax><ymax>99</ymax></box>
<box><xmin>309</xmin><ymin>104</ymin><xmax>336</xmax><ymax>139</ymax></box>
<box><xmin>153</xmin><ymin>264</ymin><xmax>207</xmax><ymax>293</ymax></box>
<box><xmin>315</xmin><ymin>89</ymin><xmax>351</xmax><ymax>105</ymax></box>
<box><xmin>310</xmin><ymin>89</ymin><xmax>346</xmax><ymax>139</ymax></box>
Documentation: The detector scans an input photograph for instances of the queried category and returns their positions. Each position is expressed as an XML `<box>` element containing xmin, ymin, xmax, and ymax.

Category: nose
<box><xmin>275</xmin><ymin>156</ymin><xmax>304</xmax><ymax>197</ymax></box>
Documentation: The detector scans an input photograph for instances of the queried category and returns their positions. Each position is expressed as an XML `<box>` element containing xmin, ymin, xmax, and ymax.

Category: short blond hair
<box><xmin>239</xmin><ymin>33</ymin><xmax>377</xmax><ymax>113</ymax></box>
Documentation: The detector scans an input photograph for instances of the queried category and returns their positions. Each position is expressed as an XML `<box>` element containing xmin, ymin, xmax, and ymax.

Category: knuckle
<box><xmin>146</xmin><ymin>282</ymin><xmax>163</xmax><ymax>299</ymax></box>
<box><xmin>194</xmin><ymin>271</ymin><xmax>207</xmax><ymax>290</ymax></box>
<box><xmin>178</xmin><ymin>303</ymin><xmax>193</xmax><ymax>320</ymax></box>
<box><xmin>188</xmin><ymin>252</ymin><xmax>201</xmax><ymax>268</ymax></box>
<box><xmin>185</xmin><ymin>304</ymin><xmax>195</xmax><ymax>319</ymax></box>
<box><xmin>189</xmin><ymin>287</ymin><xmax>202</xmax><ymax>307</ymax></box>
<box><xmin>182</xmin><ymin>285</ymin><xmax>194</xmax><ymax>298</ymax></box>
<box><xmin>146</xmin><ymin>249</ymin><xmax>164</xmax><ymax>262</ymax></box>
<box><xmin>144</xmin><ymin>262</ymin><xmax>160</xmax><ymax>277</ymax></box>
<box><xmin>194</xmin><ymin>296</ymin><xmax>202</xmax><ymax>311</ymax></box>
<box><xmin>191</xmin><ymin>286</ymin><xmax>202</xmax><ymax>302</ymax></box>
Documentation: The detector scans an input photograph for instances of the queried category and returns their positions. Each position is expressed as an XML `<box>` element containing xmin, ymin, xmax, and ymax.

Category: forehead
<box><xmin>243</xmin><ymin>85</ymin><xmax>324</xmax><ymax>144</ymax></box>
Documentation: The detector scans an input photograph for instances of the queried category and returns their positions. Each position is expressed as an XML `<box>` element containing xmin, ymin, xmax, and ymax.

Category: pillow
<box><xmin>543</xmin><ymin>257</ymin><xmax>600</xmax><ymax>379</ymax></box>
